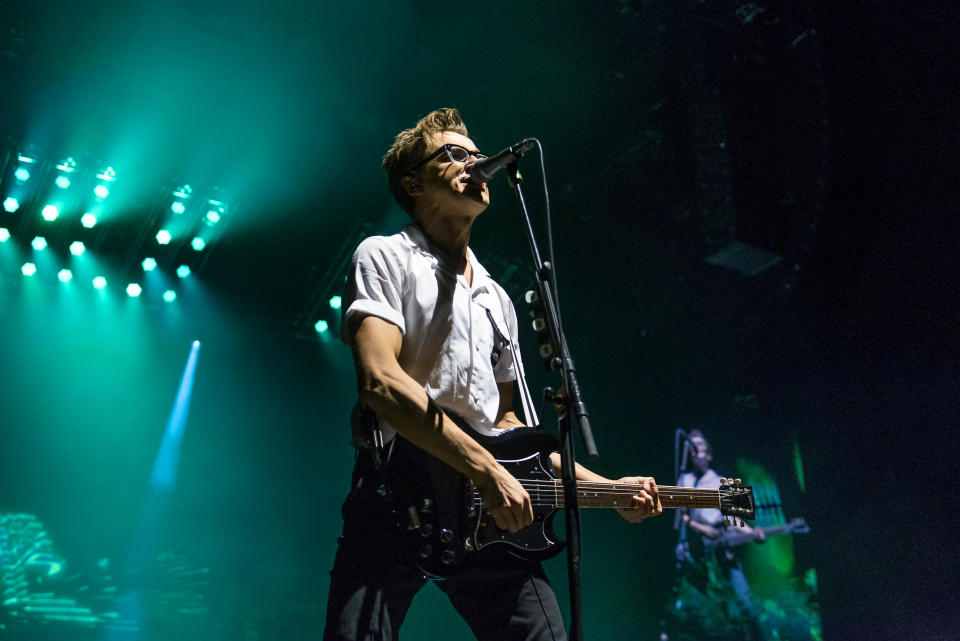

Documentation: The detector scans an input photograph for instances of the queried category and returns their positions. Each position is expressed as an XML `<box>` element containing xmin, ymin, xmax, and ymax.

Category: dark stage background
<box><xmin>1</xmin><ymin>2</ymin><xmax>957</xmax><ymax>640</ymax></box>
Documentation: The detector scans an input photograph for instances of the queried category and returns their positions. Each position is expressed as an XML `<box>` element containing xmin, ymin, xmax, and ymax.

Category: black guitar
<box><xmin>385</xmin><ymin>423</ymin><xmax>756</xmax><ymax>579</ymax></box>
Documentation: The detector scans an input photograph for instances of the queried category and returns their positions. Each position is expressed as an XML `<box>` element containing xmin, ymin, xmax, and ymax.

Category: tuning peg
<box><xmin>739</xmin><ymin>519</ymin><xmax>746</xmax><ymax>527</ymax></box>
<box><xmin>720</xmin><ymin>477</ymin><xmax>728</xmax><ymax>485</ymax></box>
<box><xmin>735</xmin><ymin>478</ymin><xmax>742</xmax><ymax>486</ymax></box>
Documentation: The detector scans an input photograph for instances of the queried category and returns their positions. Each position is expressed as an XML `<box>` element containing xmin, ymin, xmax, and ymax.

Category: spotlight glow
<box><xmin>31</xmin><ymin>236</ymin><xmax>48</xmax><ymax>251</ymax></box>
<box><xmin>14</xmin><ymin>167</ymin><xmax>30</xmax><ymax>182</ymax></box>
<box><xmin>176</xmin><ymin>265</ymin><xmax>191</xmax><ymax>279</ymax></box>
<box><xmin>126</xmin><ymin>283</ymin><xmax>142</xmax><ymax>297</ymax></box>
<box><xmin>94</xmin><ymin>184</ymin><xmax>110</xmax><ymax>199</ymax></box>
<box><xmin>55</xmin><ymin>175</ymin><xmax>71</xmax><ymax>189</ymax></box>
<box><xmin>22</xmin><ymin>262</ymin><xmax>37</xmax><ymax>276</ymax></box>
<box><xmin>80</xmin><ymin>213</ymin><xmax>97</xmax><ymax>228</ymax></box>
<box><xmin>41</xmin><ymin>205</ymin><xmax>60</xmax><ymax>221</ymax></box>
<box><xmin>205</xmin><ymin>210</ymin><xmax>221</xmax><ymax>224</ymax></box>
<box><xmin>69</xmin><ymin>241</ymin><xmax>85</xmax><ymax>255</ymax></box>
<box><xmin>156</xmin><ymin>229</ymin><xmax>172</xmax><ymax>245</ymax></box>
<box><xmin>162</xmin><ymin>290</ymin><xmax>177</xmax><ymax>302</ymax></box>
<box><xmin>329</xmin><ymin>295</ymin><xmax>342</xmax><ymax>310</ymax></box>
<box><xmin>190</xmin><ymin>237</ymin><xmax>205</xmax><ymax>251</ymax></box>
<box><xmin>58</xmin><ymin>269</ymin><xmax>73</xmax><ymax>283</ymax></box>
<box><xmin>3</xmin><ymin>197</ymin><xmax>19</xmax><ymax>212</ymax></box>
<box><xmin>0</xmin><ymin>228</ymin><xmax>9</xmax><ymax>242</ymax></box>
<box><xmin>93</xmin><ymin>276</ymin><xmax>107</xmax><ymax>290</ymax></box>
<box><xmin>314</xmin><ymin>319</ymin><xmax>329</xmax><ymax>334</ymax></box>
<box><xmin>171</xmin><ymin>201</ymin><xmax>186</xmax><ymax>214</ymax></box>
<box><xmin>142</xmin><ymin>257</ymin><xmax>157</xmax><ymax>271</ymax></box>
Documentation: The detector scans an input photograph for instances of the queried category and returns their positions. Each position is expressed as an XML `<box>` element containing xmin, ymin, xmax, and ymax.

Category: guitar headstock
<box><xmin>718</xmin><ymin>477</ymin><xmax>756</xmax><ymax>523</ymax></box>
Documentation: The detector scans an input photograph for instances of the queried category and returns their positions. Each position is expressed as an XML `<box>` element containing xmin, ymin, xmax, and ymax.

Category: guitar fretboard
<box><xmin>473</xmin><ymin>481</ymin><xmax>721</xmax><ymax>510</ymax></box>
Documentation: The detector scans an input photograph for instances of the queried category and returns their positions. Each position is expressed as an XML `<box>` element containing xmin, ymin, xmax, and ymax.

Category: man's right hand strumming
<box><xmin>475</xmin><ymin>464</ymin><xmax>534</xmax><ymax>533</ymax></box>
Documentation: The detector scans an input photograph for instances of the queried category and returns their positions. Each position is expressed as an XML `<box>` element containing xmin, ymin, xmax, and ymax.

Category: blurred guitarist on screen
<box><xmin>675</xmin><ymin>429</ymin><xmax>766</xmax><ymax>639</ymax></box>
<box><xmin>321</xmin><ymin>108</ymin><xmax>663</xmax><ymax>641</ymax></box>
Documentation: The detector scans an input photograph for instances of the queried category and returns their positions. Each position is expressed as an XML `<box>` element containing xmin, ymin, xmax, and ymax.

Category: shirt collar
<box><xmin>401</xmin><ymin>223</ymin><xmax>493</xmax><ymax>287</ymax></box>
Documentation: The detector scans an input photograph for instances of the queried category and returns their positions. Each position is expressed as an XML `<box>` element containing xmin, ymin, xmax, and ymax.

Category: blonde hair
<box><xmin>382</xmin><ymin>108</ymin><xmax>469</xmax><ymax>215</ymax></box>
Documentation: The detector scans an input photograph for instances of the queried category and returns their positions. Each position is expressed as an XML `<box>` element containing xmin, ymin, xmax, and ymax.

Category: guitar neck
<box><xmin>534</xmin><ymin>481</ymin><xmax>721</xmax><ymax>510</ymax></box>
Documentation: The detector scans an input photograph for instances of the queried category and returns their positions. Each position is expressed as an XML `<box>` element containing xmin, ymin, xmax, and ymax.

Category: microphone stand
<box><xmin>507</xmin><ymin>161</ymin><xmax>597</xmax><ymax>641</ymax></box>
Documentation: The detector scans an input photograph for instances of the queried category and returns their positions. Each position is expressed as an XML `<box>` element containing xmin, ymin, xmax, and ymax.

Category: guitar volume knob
<box><xmin>440</xmin><ymin>549</ymin><xmax>456</xmax><ymax>565</ymax></box>
<box><xmin>420</xmin><ymin>523</ymin><xmax>434</xmax><ymax>537</ymax></box>
<box><xmin>440</xmin><ymin>528</ymin><xmax>454</xmax><ymax>543</ymax></box>
<box><xmin>419</xmin><ymin>544</ymin><xmax>433</xmax><ymax>558</ymax></box>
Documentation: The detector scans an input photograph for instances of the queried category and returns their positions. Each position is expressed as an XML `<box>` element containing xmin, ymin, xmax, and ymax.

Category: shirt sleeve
<box><xmin>340</xmin><ymin>236</ymin><xmax>406</xmax><ymax>343</ymax></box>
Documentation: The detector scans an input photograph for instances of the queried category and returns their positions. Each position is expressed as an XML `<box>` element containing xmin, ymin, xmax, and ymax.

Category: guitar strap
<box><xmin>490</xmin><ymin>283</ymin><xmax>540</xmax><ymax>428</ymax></box>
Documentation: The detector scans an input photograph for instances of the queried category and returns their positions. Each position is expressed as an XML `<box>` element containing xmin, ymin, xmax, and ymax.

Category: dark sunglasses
<box><xmin>406</xmin><ymin>144</ymin><xmax>487</xmax><ymax>175</ymax></box>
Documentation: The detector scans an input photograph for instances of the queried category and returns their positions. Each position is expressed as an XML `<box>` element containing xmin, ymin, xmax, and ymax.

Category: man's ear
<box><xmin>402</xmin><ymin>173</ymin><xmax>422</xmax><ymax>196</ymax></box>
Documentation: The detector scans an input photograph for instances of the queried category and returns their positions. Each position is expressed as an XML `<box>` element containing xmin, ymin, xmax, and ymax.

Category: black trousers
<box><xmin>322</xmin><ymin>450</ymin><xmax>568</xmax><ymax>641</ymax></box>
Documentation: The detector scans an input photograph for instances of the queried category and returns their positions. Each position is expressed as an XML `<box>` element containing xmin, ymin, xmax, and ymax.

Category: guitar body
<box><xmin>387</xmin><ymin>425</ymin><xmax>563</xmax><ymax>579</ymax></box>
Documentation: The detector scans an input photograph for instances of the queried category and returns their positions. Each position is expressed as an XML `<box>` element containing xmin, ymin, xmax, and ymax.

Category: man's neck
<box><xmin>415</xmin><ymin>214</ymin><xmax>474</xmax><ymax>273</ymax></box>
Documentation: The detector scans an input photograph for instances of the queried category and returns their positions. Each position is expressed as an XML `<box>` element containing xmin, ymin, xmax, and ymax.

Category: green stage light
<box><xmin>205</xmin><ymin>210</ymin><xmax>221</xmax><ymax>224</ymax></box>
<box><xmin>31</xmin><ymin>236</ymin><xmax>47</xmax><ymax>251</ymax></box>
<box><xmin>55</xmin><ymin>175</ymin><xmax>71</xmax><ymax>189</ymax></box>
<box><xmin>126</xmin><ymin>283</ymin><xmax>142</xmax><ymax>297</ymax></box>
<box><xmin>190</xmin><ymin>237</ymin><xmax>205</xmax><ymax>251</ymax></box>
<box><xmin>3</xmin><ymin>197</ymin><xmax>18</xmax><ymax>212</ymax></box>
<box><xmin>14</xmin><ymin>167</ymin><xmax>30</xmax><ymax>182</ymax></box>
<box><xmin>176</xmin><ymin>265</ymin><xmax>191</xmax><ymax>279</ymax></box>
<box><xmin>94</xmin><ymin>184</ymin><xmax>110</xmax><ymax>199</ymax></box>
<box><xmin>22</xmin><ymin>262</ymin><xmax>37</xmax><ymax>276</ymax></box>
<box><xmin>41</xmin><ymin>205</ymin><xmax>60</xmax><ymax>221</ymax></box>
<box><xmin>80</xmin><ymin>213</ymin><xmax>97</xmax><ymax>228</ymax></box>
<box><xmin>171</xmin><ymin>201</ymin><xmax>186</xmax><ymax>214</ymax></box>
<box><xmin>92</xmin><ymin>276</ymin><xmax>107</xmax><ymax>290</ymax></box>
<box><xmin>329</xmin><ymin>295</ymin><xmax>342</xmax><ymax>310</ymax></box>
<box><xmin>58</xmin><ymin>269</ymin><xmax>73</xmax><ymax>283</ymax></box>
<box><xmin>96</xmin><ymin>167</ymin><xmax>116</xmax><ymax>182</ymax></box>
<box><xmin>315</xmin><ymin>319</ymin><xmax>329</xmax><ymax>334</ymax></box>
<box><xmin>162</xmin><ymin>290</ymin><xmax>177</xmax><ymax>302</ymax></box>
<box><xmin>142</xmin><ymin>257</ymin><xmax>158</xmax><ymax>271</ymax></box>
<box><xmin>69</xmin><ymin>241</ymin><xmax>85</xmax><ymax>256</ymax></box>
<box><xmin>156</xmin><ymin>229</ymin><xmax>172</xmax><ymax>245</ymax></box>
<box><xmin>0</xmin><ymin>228</ymin><xmax>9</xmax><ymax>242</ymax></box>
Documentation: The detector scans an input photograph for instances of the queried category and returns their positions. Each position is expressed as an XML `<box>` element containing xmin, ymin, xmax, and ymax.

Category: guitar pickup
<box><xmin>407</xmin><ymin>506</ymin><xmax>422</xmax><ymax>531</ymax></box>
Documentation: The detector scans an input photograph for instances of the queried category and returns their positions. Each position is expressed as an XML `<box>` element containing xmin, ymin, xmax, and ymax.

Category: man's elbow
<box><xmin>356</xmin><ymin>368</ymin><xmax>400</xmax><ymax>414</ymax></box>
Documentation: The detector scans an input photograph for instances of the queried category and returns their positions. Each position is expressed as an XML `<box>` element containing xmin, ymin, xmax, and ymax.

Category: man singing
<box><xmin>323</xmin><ymin>108</ymin><xmax>662</xmax><ymax>641</ymax></box>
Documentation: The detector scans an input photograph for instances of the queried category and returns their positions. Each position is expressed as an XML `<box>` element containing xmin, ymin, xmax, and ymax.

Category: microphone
<box><xmin>469</xmin><ymin>138</ymin><xmax>537</xmax><ymax>183</ymax></box>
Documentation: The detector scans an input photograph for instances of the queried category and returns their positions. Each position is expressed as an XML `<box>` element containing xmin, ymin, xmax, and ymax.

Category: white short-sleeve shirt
<box><xmin>341</xmin><ymin>224</ymin><xmax>519</xmax><ymax>442</ymax></box>
<box><xmin>677</xmin><ymin>469</ymin><xmax>724</xmax><ymax>526</ymax></box>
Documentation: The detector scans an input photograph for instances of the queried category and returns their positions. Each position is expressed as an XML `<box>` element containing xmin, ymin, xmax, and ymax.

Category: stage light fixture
<box><xmin>22</xmin><ymin>262</ymin><xmax>37</xmax><ymax>276</ymax></box>
<box><xmin>0</xmin><ymin>228</ymin><xmax>10</xmax><ymax>242</ymax></box>
<box><xmin>56</xmin><ymin>158</ymin><xmax>77</xmax><ymax>173</ymax></box>
<box><xmin>126</xmin><ymin>283</ymin><xmax>142</xmax><ymax>297</ymax></box>
<box><xmin>69</xmin><ymin>241</ymin><xmax>85</xmax><ymax>256</ymax></box>
<box><xmin>329</xmin><ymin>295</ymin><xmax>342</xmax><ymax>310</ymax></box>
<box><xmin>176</xmin><ymin>265</ymin><xmax>191</xmax><ymax>279</ymax></box>
<box><xmin>205</xmin><ymin>210</ymin><xmax>221</xmax><ymax>225</ymax></box>
<box><xmin>190</xmin><ymin>237</ymin><xmax>205</xmax><ymax>251</ymax></box>
<box><xmin>41</xmin><ymin>205</ymin><xmax>60</xmax><ymax>221</ymax></box>
<box><xmin>55</xmin><ymin>175</ymin><xmax>71</xmax><ymax>189</ymax></box>
<box><xmin>315</xmin><ymin>320</ymin><xmax>329</xmax><ymax>334</ymax></box>
<box><xmin>162</xmin><ymin>290</ymin><xmax>177</xmax><ymax>302</ymax></box>
<box><xmin>142</xmin><ymin>257</ymin><xmax>157</xmax><ymax>271</ymax></box>
<box><xmin>14</xmin><ymin>167</ymin><xmax>30</xmax><ymax>182</ymax></box>
<box><xmin>173</xmin><ymin>185</ymin><xmax>192</xmax><ymax>199</ymax></box>
<box><xmin>58</xmin><ymin>269</ymin><xmax>73</xmax><ymax>283</ymax></box>
<box><xmin>31</xmin><ymin>236</ymin><xmax>48</xmax><ymax>251</ymax></box>
<box><xmin>93</xmin><ymin>276</ymin><xmax>107</xmax><ymax>290</ymax></box>
<box><xmin>96</xmin><ymin>167</ymin><xmax>117</xmax><ymax>182</ymax></box>
<box><xmin>80</xmin><ymin>213</ymin><xmax>97</xmax><ymax>228</ymax></box>
<box><xmin>3</xmin><ymin>197</ymin><xmax>18</xmax><ymax>212</ymax></box>
<box><xmin>171</xmin><ymin>201</ymin><xmax>186</xmax><ymax>214</ymax></box>
<box><xmin>156</xmin><ymin>229</ymin><xmax>172</xmax><ymax>245</ymax></box>
<box><xmin>93</xmin><ymin>184</ymin><xmax>110</xmax><ymax>199</ymax></box>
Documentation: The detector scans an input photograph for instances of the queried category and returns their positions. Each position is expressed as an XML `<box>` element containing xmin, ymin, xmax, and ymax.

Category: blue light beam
<box><xmin>149</xmin><ymin>340</ymin><xmax>202</xmax><ymax>492</ymax></box>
